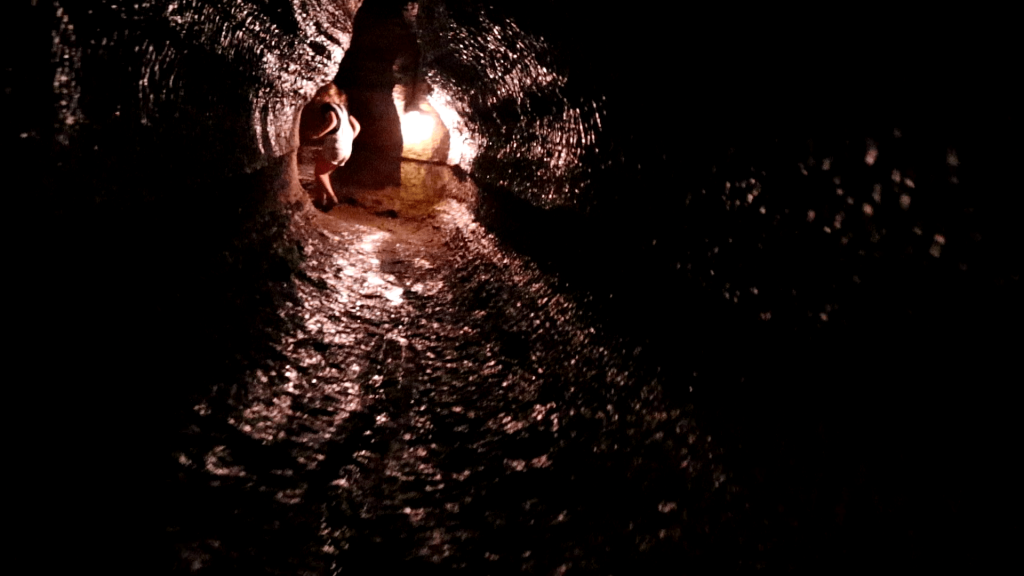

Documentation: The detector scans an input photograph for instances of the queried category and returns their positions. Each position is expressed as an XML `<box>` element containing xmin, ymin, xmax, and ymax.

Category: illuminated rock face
<box><xmin>396</xmin><ymin>99</ymin><xmax>453</xmax><ymax>216</ymax></box>
<box><xmin>30</xmin><ymin>0</ymin><xmax>597</xmax><ymax>210</ymax></box>
<box><xmin>19</xmin><ymin>3</ymin><xmax>363</xmax><ymax>223</ymax></box>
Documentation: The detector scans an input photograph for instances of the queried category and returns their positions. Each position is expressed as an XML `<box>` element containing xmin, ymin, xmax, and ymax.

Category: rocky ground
<box><xmin>166</xmin><ymin>151</ymin><xmax>719</xmax><ymax>575</ymax></box>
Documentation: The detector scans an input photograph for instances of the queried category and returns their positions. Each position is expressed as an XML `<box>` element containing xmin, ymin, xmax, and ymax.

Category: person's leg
<box><xmin>311</xmin><ymin>158</ymin><xmax>339</xmax><ymax>211</ymax></box>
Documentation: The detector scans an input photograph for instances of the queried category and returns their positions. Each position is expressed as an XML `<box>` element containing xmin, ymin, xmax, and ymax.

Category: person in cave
<box><xmin>331</xmin><ymin>0</ymin><xmax>426</xmax><ymax>189</ymax></box>
<box><xmin>299</xmin><ymin>83</ymin><xmax>361</xmax><ymax>211</ymax></box>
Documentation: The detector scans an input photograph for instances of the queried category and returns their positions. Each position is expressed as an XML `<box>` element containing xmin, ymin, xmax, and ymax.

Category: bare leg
<box><xmin>311</xmin><ymin>159</ymin><xmax>340</xmax><ymax>211</ymax></box>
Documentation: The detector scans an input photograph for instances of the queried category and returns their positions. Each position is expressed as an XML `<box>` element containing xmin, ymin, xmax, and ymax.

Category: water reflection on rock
<box><xmin>23</xmin><ymin>1</ymin><xmax>1019</xmax><ymax>573</ymax></box>
<box><xmin>170</xmin><ymin>192</ymin><xmax>718</xmax><ymax>573</ymax></box>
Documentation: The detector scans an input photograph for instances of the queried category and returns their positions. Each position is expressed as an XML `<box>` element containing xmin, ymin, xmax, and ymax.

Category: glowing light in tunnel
<box><xmin>401</xmin><ymin>111</ymin><xmax>436</xmax><ymax>144</ymax></box>
<box><xmin>427</xmin><ymin>88</ymin><xmax>479</xmax><ymax>169</ymax></box>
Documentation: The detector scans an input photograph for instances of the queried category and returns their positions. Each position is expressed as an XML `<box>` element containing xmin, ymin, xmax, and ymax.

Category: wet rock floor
<box><xmin>167</xmin><ymin>153</ymin><xmax>717</xmax><ymax>574</ymax></box>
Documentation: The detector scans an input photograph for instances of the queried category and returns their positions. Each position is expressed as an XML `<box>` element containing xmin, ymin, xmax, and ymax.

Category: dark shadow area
<box><xmin>12</xmin><ymin>4</ymin><xmax>317</xmax><ymax>571</ymax></box>
<box><xmin>476</xmin><ymin>135</ymin><xmax>1020</xmax><ymax>572</ymax></box>
<box><xmin>466</xmin><ymin>7</ymin><xmax>1021</xmax><ymax>567</ymax></box>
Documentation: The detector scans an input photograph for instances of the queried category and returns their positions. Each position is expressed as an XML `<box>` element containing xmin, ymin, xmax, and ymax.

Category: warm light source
<box><xmin>401</xmin><ymin>110</ymin><xmax>436</xmax><ymax>144</ymax></box>
<box><xmin>426</xmin><ymin>89</ymin><xmax>477</xmax><ymax>168</ymax></box>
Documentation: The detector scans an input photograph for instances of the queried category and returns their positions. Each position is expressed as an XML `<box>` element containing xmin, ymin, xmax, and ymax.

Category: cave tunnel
<box><xmin>9</xmin><ymin>1</ymin><xmax>1022</xmax><ymax>573</ymax></box>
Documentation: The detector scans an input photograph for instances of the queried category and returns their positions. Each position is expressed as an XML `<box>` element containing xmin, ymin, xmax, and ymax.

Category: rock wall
<box><xmin>23</xmin><ymin>0</ymin><xmax>364</xmax><ymax>212</ymax></box>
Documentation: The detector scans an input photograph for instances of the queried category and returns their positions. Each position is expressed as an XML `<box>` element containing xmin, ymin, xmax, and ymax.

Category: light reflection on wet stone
<box><xmin>416</xmin><ymin>4</ymin><xmax>604</xmax><ymax>208</ymax></box>
<box><xmin>170</xmin><ymin>195</ymin><xmax>716</xmax><ymax>572</ymax></box>
<box><xmin>35</xmin><ymin>1</ymin><xmax>1016</xmax><ymax>572</ymax></box>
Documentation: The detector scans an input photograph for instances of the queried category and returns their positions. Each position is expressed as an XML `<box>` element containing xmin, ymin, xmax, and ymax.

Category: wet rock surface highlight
<box><xmin>10</xmin><ymin>1</ymin><xmax>1020</xmax><ymax>573</ymax></box>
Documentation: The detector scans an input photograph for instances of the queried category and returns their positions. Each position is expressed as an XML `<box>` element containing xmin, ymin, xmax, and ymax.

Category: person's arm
<box><xmin>348</xmin><ymin>114</ymin><xmax>361</xmax><ymax>139</ymax></box>
<box><xmin>311</xmin><ymin>104</ymin><xmax>340</xmax><ymax>139</ymax></box>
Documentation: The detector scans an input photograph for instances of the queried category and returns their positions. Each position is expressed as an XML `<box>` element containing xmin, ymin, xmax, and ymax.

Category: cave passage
<box><xmin>161</xmin><ymin>5</ymin><xmax>711</xmax><ymax>572</ymax></box>
<box><xmin>14</xmin><ymin>1</ymin><xmax>1021</xmax><ymax>574</ymax></box>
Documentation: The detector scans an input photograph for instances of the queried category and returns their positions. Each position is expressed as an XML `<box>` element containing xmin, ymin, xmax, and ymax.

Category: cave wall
<box><xmin>18</xmin><ymin>1</ymin><xmax>1019</xmax><ymax>215</ymax></box>
<box><xmin>13</xmin><ymin>7</ymin><xmax>365</xmax><ymax>562</ymax></box>
<box><xmin>26</xmin><ymin>0</ymin><xmax>364</xmax><ymax>213</ymax></box>
<box><xmin>9</xmin><ymin>3</ymin><xmax>1021</xmax><ymax>571</ymax></box>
